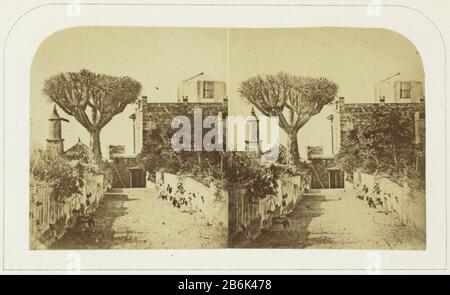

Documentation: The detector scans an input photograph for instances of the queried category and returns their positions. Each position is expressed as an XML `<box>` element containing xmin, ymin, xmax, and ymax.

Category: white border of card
<box><xmin>1</xmin><ymin>1</ymin><xmax>448</xmax><ymax>274</ymax></box>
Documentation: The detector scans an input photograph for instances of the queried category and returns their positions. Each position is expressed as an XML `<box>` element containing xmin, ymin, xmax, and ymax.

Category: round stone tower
<box><xmin>46</xmin><ymin>105</ymin><xmax>69</xmax><ymax>155</ymax></box>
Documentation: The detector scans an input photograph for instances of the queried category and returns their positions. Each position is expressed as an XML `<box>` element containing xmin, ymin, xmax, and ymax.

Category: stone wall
<box><xmin>137</xmin><ymin>98</ymin><xmax>228</xmax><ymax>153</ymax></box>
<box><xmin>337</xmin><ymin>99</ymin><xmax>425</xmax><ymax>151</ymax></box>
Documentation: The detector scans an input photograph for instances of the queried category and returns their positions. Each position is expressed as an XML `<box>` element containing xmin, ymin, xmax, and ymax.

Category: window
<box><xmin>400</xmin><ymin>82</ymin><xmax>411</xmax><ymax>99</ymax></box>
<box><xmin>203</xmin><ymin>81</ymin><xmax>214</xmax><ymax>98</ymax></box>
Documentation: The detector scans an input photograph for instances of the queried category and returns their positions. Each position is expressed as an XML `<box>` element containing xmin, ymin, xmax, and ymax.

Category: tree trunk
<box><xmin>90</xmin><ymin>128</ymin><xmax>102</xmax><ymax>162</ymax></box>
<box><xmin>288</xmin><ymin>130</ymin><xmax>300</xmax><ymax>167</ymax></box>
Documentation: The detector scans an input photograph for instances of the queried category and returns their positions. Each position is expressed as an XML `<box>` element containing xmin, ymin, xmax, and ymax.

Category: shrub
<box><xmin>336</xmin><ymin>108</ymin><xmax>423</xmax><ymax>187</ymax></box>
<box><xmin>30</xmin><ymin>149</ymin><xmax>82</xmax><ymax>201</ymax></box>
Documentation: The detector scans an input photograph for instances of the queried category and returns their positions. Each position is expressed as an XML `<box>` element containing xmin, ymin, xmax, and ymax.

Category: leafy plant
<box><xmin>30</xmin><ymin>149</ymin><xmax>83</xmax><ymax>201</ymax></box>
<box><xmin>224</xmin><ymin>152</ymin><xmax>280</xmax><ymax>198</ymax></box>
<box><xmin>137</xmin><ymin>126</ymin><xmax>184</xmax><ymax>174</ymax></box>
<box><xmin>336</xmin><ymin>107</ymin><xmax>422</xmax><ymax>186</ymax></box>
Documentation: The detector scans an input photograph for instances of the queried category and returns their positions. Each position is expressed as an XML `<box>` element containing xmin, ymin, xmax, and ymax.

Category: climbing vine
<box><xmin>336</xmin><ymin>108</ymin><xmax>423</xmax><ymax>187</ymax></box>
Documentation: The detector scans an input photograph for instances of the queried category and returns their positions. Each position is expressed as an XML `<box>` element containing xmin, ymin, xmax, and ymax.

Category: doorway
<box><xmin>129</xmin><ymin>168</ymin><xmax>146</xmax><ymax>188</ymax></box>
<box><xmin>328</xmin><ymin>169</ymin><xmax>344</xmax><ymax>188</ymax></box>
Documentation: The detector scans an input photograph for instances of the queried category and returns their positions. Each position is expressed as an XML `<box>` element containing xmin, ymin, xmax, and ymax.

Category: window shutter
<box><xmin>197</xmin><ymin>81</ymin><xmax>202</xmax><ymax>100</ymax></box>
<box><xmin>394</xmin><ymin>81</ymin><xmax>401</xmax><ymax>100</ymax></box>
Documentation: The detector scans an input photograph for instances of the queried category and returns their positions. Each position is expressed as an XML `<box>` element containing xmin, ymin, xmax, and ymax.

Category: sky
<box><xmin>30</xmin><ymin>27</ymin><xmax>424</xmax><ymax>158</ymax></box>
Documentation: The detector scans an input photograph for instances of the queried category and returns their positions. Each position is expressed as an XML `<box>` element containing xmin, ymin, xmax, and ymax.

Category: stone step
<box><xmin>103</xmin><ymin>193</ymin><xmax>128</xmax><ymax>199</ymax></box>
<box><xmin>301</xmin><ymin>194</ymin><xmax>326</xmax><ymax>201</ymax></box>
<box><xmin>306</xmin><ymin>189</ymin><xmax>323</xmax><ymax>194</ymax></box>
<box><xmin>302</xmin><ymin>192</ymin><xmax>324</xmax><ymax>197</ymax></box>
<box><xmin>104</xmin><ymin>192</ymin><xmax>127</xmax><ymax>195</ymax></box>
<box><xmin>306</xmin><ymin>188</ymin><xmax>346</xmax><ymax>195</ymax></box>
<box><xmin>122</xmin><ymin>187</ymin><xmax>153</xmax><ymax>191</ymax></box>
<box><xmin>108</xmin><ymin>188</ymin><xmax>124</xmax><ymax>193</ymax></box>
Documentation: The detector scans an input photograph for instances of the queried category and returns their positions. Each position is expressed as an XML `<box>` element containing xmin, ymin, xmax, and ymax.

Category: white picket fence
<box><xmin>229</xmin><ymin>174</ymin><xmax>310</xmax><ymax>245</ymax></box>
<box><xmin>29</xmin><ymin>172</ymin><xmax>106</xmax><ymax>249</ymax></box>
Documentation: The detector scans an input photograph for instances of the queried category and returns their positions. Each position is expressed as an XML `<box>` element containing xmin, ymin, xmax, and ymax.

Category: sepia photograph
<box><xmin>29</xmin><ymin>27</ymin><xmax>425</xmax><ymax>251</ymax></box>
